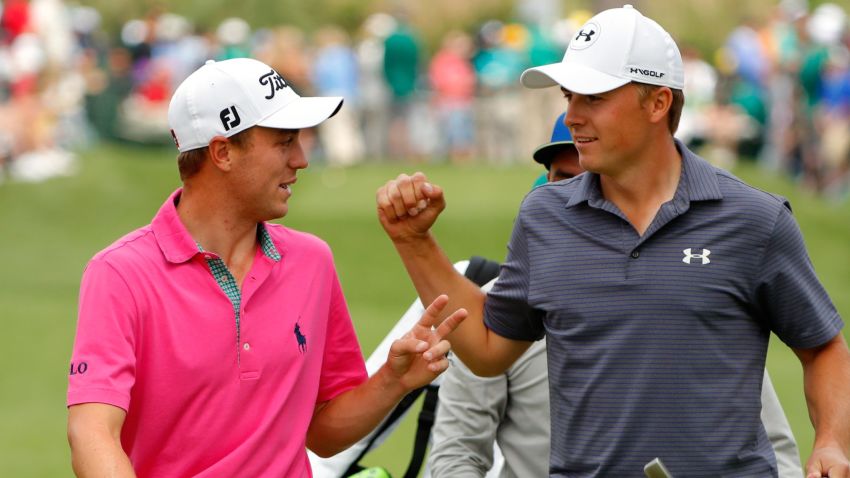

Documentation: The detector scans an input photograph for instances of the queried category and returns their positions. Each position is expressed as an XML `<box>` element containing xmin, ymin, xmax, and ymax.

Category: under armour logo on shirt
<box><xmin>683</xmin><ymin>248</ymin><xmax>711</xmax><ymax>265</ymax></box>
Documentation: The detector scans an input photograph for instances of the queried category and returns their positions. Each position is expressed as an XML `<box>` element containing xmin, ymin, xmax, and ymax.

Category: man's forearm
<box><xmin>69</xmin><ymin>429</ymin><xmax>135</xmax><ymax>478</ymax></box>
<box><xmin>391</xmin><ymin>234</ymin><xmax>530</xmax><ymax>376</ymax></box>
<box><xmin>392</xmin><ymin>233</ymin><xmax>485</xmax><ymax>319</ymax></box>
<box><xmin>391</xmin><ymin>234</ymin><xmax>509</xmax><ymax>371</ymax></box>
<box><xmin>801</xmin><ymin>335</ymin><xmax>850</xmax><ymax>453</ymax></box>
<box><xmin>306</xmin><ymin>364</ymin><xmax>408</xmax><ymax>457</ymax></box>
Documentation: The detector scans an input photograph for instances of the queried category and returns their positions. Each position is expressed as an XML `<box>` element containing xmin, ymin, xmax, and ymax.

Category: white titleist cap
<box><xmin>521</xmin><ymin>5</ymin><xmax>684</xmax><ymax>94</ymax></box>
<box><xmin>168</xmin><ymin>58</ymin><xmax>343</xmax><ymax>152</ymax></box>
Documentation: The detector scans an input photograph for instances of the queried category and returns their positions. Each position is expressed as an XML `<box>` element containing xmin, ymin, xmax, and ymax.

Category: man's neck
<box><xmin>176</xmin><ymin>186</ymin><xmax>259</xmax><ymax>283</ymax></box>
<box><xmin>599</xmin><ymin>137</ymin><xmax>682</xmax><ymax>236</ymax></box>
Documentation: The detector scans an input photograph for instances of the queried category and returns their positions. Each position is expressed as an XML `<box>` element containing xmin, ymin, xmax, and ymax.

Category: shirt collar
<box><xmin>565</xmin><ymin>139</ymin><xmax>723</xmax><ymax>209</ymax></box>
<box><xmin>152</xmin><ymin>188</ymin><xmax>282</xmax><ymax>264</ymax></box>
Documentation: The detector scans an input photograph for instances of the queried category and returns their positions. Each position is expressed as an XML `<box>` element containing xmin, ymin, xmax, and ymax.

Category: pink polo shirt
<box><xmin>68</xmin><ymin>189</ymin><xmax>368</xmax><ymax>477</ymax></box>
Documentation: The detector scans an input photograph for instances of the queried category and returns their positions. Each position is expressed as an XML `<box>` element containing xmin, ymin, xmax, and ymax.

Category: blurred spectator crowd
<box><xmin>1</xmin><ymin>0</ymin><xmax>848</xmax><ymax>198</ymax></box>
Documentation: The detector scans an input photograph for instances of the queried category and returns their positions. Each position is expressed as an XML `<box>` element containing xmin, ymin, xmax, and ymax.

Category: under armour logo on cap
<box><xmin>569</xmin><ymin>21</ymin><xmax>601</xmax><ymax>50</ymax></box>
<box><xmin>682</xmin><ymin>248</ymin><xmax>711</xmax><ymax>265</ymax></box>
<box><xmin>575</xmin><ymin>28</ymin><xmax>596</xmax><ymax>42</ymax></box>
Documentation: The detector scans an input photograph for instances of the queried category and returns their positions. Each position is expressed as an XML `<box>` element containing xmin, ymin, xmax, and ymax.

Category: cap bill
<box><xmin>533</xmin><ymin>140</ymin><xmax>576</xmax><ymax>165</ymax></box>
<box><xmin>521</xmin><ymin>62</ymin><xmax>630</xmax><ymax>95</ymax></box>
<box><xmin>257</xmin><ymin>96</ymin><xmax>344</xmax><ymax>130</ymax></box>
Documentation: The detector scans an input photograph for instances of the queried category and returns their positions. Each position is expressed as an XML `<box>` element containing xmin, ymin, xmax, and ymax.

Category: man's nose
<box><xmin>564</xmin><ymin>105</ymin><xmax>582</xmax><ymax>128</ymax></box>
<box><xmin>289</xmin><ymin>141</ymin><xmax>308</xmax><ymax>169</ymax></box>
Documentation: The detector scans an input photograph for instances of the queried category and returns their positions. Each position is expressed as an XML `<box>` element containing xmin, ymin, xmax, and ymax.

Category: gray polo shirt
<box><xmin>484</xmin><ymin>141</ymin><xmax>843</xmax><ymax>477</ymax></box>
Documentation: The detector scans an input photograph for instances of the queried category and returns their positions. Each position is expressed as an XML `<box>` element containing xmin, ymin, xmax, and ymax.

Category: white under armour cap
<box><xmin>168</xmin><ymin>58</ymin><xmax>343</xmax><ymax>152</ymax></box>
<box><xmin>520</xmin><ymin>5</ymin><xmax>684</xmax><ymax>94</ymax></box>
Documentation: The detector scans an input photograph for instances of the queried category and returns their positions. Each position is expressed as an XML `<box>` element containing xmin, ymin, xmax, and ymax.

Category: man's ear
<box><xmin>207</xmin><ymin>136</ymin><xmax>232</xmax><ymax>172</ymax></box>
<box><xmin>646</xmin><ymin>87</ymin><xmax>673</xmax><ymax>126</ymax></box>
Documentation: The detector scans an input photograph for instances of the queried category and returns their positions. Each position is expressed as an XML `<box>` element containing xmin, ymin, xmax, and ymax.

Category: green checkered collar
<box><xmin>256</xmin><ymin>223</ymin><xmax>281</xmax><ymax>261</ymax></box>
<box><xmin>195</xmin><ymin>223</ymin><xmax>281</xmax><ymax>262</ymax></box>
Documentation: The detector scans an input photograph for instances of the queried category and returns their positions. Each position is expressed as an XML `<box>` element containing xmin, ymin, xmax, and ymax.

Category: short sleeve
<box><xmin>484</xmin><ymin>210</ymin><xmax>546</xmax><ymax>341</ymax></box>
<box><xmin>755</xmin><ymin>206</ymin><xmax>843</xmax><ymax>349</ymax></box>
<box><xmin>67</xmin><ymin>258</ymin><xmax>138</xmax><ymax>411</ymax></box>
<box><xmin>316</xmin><ymin>269</ymin><xmax>368</xmax><ymax>403</ymax></box>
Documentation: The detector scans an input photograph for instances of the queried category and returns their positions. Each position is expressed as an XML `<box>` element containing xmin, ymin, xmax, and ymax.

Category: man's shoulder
<box><xmin>713</xmin><ymin>167</ymin><xmax>792</xmax><ymax>214</ymax></box>
<box><xmin>264</xmin><ymin>223</ymin><xmax>333</xmax><ymax>257</ymax></box>
<box><xmin>90</xmin><ymin>225</ymin><xmax>156</xmax><ymax>265</ymax></box>
<box><xmin>521</xmin><ymin>175</ymin><xmax>583</xmax><ymax>209</ymax></box>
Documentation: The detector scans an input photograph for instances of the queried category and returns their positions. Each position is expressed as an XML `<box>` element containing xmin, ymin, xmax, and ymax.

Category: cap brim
<box><xmin>533</xmin><ymin>141</ymin><xmax>576</xmax><ymax>167</ymax></box>
<box><xmin>521</xmin><ymin>62</ymin><xmax>630</xmax><ymax>95</ymax></box>
<box><xmin>257</xmin><ymin>96</ymin><xmax>344</xmax><ymax>130</ymax></box>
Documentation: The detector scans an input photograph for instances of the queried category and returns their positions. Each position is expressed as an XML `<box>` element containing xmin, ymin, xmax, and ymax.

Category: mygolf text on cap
<box><xmin>168</xmin><ymin>58</ymin><xmax>343</xmax><ymax>152</ymax></box>
<box><xmin>520</xmin><ymin>5</ymin><xmax>684</xmax><ymax>95</ymax></box>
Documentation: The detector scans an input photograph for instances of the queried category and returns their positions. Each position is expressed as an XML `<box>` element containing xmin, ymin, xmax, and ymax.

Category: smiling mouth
<box><xmin>574</xmin><ymin>136</ymin><xmax>596</xmax><ymax>144</ymax></box>
<box><xmin>279</xmin><ymin>178</ymin><xmax>297</xmax><ymax>191</ymax></box>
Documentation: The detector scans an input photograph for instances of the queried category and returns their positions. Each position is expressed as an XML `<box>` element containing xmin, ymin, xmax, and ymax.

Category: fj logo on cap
<box><xmin>682</xmin><ymin>248</ymin><xmax>711</xmax><ymax>265</ymax></box>
<box><xmin>259</xmin><ymin>69</ymin><xmax>288</xmax><ymax>100</ymax></box>
<box><xmin>570</xmin><ymin>22</ymin><xmax>600</xmax><ymax>50</ymax></box>
<box><xmin>219</xmin><ymin>106</ymin><xmax>241</xmax><ymax>131</ymax></box>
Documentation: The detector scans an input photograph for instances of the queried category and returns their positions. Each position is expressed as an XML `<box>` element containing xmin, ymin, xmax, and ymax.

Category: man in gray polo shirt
<box><xmin>376</xmin><ymin>5</ymin><xmax>850</xmax><ymax>477</ymax></box>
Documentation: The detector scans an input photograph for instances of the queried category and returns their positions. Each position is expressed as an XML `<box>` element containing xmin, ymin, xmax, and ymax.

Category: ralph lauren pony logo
<box><xmin>294</xmin><ymin>321</ymin><xmax>307</xmax><ymax>354</ymax></box>
<box><xmin>259</xmin><ymin>69</ymin><xmax>288</xmax><ymax>100</ymax></box>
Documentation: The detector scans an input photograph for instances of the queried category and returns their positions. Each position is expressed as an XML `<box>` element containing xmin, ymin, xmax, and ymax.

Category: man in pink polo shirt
<box><xmin>66</xmin><ymin>58</ymin><xmax>466</xmax><ymax>478</ymax></box>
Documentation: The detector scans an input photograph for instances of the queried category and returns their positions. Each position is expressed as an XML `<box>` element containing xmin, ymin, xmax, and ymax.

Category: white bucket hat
<box><xmin>168</xmin><ymin>58</ymin><xmax>343</xmax><ymax>152</ymax></box>
<box><xmin>520</xmin><ymin>5</ymin><xmax>684</xmax><ymax>95</ymax></box>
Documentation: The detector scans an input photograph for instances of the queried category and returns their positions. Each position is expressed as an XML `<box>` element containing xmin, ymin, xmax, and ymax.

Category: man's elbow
<box><xmin>465</xmin><ymin>361</ymin><xmax>508</xmax><ymax>377</ymax></box>
<box><xmin>307</xmin><ymin>439</ymin><xmax>350</xmax><ymax>458</ymax></box>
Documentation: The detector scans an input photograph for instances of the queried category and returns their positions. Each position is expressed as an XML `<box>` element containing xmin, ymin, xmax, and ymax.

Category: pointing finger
<box><xmin>434</xmin><ymin>308</ymin><xmax>468</xmax><ymax>340</ymax></box>
<box><xmin>416</xmin><ymin>294</ymin><xmax>450</xmax><ymax>330</ymax></box>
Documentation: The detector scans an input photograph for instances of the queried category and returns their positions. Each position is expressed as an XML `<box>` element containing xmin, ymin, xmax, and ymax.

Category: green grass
<box><xmin>0</xmin><ymin>145</ymin><xmax>847</xmax><ymax>476</ymax></box>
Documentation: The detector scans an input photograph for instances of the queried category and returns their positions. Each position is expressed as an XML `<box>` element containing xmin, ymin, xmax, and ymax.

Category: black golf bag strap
<box><xmin>402</xmin><ymin>384</ymin><xmax>440</xmax><ymax>478</ymax></box>
<box><xmin>464</xmin><ymin>255</ymin><xmax>501</xmax><ymax>287</ymax></box>
<box><xmin>343</xmin><ymin>386</ymin><xmax>427</xmax><ymax>477</ymax></box>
